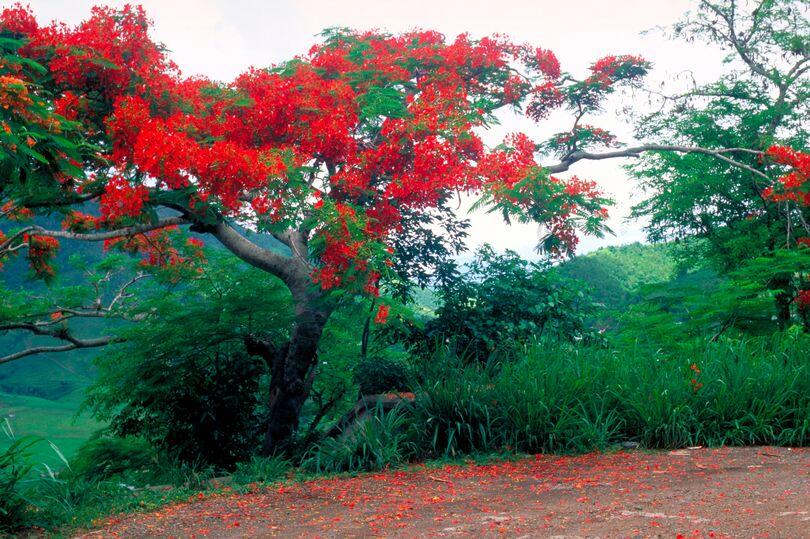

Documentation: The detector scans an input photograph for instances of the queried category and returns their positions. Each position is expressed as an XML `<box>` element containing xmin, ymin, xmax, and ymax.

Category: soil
<box><xmin>80</xmin><ymin>446</ymin><xmax>809</xmax><ymax>538</ymax></box>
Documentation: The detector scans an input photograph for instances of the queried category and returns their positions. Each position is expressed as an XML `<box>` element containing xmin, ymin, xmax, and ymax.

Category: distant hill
<box><xmin>555</xmin><ymin>242</ymin><xmax>678</xmax><ymax>310</ymax></box>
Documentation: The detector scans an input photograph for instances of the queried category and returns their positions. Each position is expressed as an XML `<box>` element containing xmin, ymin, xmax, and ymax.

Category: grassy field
<box><xmin>0</xmin><ymin>389</ymin><xmax>102</xmax><ymax>467</ymax></box>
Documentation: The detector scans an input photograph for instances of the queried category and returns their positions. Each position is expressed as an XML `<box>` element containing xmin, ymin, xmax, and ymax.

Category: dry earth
<box><xmin>80</xmin><ymin>446</ymin><xmax>809</xmax><ymax>538</ymax></box>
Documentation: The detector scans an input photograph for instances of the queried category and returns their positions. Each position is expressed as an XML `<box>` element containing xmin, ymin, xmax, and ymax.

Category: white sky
<box><xmin>24</xmin><ymin>0</ymin><xmax>724</xmax><ymax>258</ymax></box>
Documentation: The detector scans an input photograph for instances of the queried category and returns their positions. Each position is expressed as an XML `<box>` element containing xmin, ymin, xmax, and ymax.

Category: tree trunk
<box><xmin>260</xmin><ymin>280</ymin><xmax>332</xmax><ymax>456</ymax></box>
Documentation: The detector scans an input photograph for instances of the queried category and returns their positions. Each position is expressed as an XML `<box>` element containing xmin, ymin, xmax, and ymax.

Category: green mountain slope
<box><xmin>555</xmin><ymin>242</ymin><xmax>678</xmax><ymax>309</ymax></box>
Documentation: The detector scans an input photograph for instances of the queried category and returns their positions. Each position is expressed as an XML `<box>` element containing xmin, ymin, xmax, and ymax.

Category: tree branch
<box><xmin>544</xmin><ymin>144</ymin><xmax>769</xmax><ymax>180</ymax></box>
<box><xmin>1</xmin><ymin>217</ymin><xmax>188</xmax><ymax>259</ymax></box>
<box><xmin>0</xmin><ymin>337</ymin><xmax>115</xmax><ymax>365</ymax></box>
<box><xmin>27</xmin><ymin>216</ymin><xmax>189</xmax><ymax>242</ymax></box>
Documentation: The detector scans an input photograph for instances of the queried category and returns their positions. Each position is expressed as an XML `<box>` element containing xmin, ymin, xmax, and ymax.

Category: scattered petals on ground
<box><xmin>84</xmin><ymin>447</ymin><xmax>809</xmax><ymax>538</ymax></box>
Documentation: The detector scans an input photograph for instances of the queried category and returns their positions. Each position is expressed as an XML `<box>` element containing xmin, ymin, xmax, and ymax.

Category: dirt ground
<box><xmin>81</xmin><ymin>446</ymin><xmax>809</xmax><ymax>538</ymax></box>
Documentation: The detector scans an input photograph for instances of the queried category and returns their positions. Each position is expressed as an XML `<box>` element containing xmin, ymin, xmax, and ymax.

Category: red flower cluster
<box><xmin>24</xmin><ymin>234</ymin><xmax>60</xmax><ymax>279</ymax></box>
<box><xmin>23</xmin><ymin>5</ymin><xmax>174</xmax><ymax>103</ymax></box>
<box><xmin>764</xmin><ymin>145</ymin><xmax>810</xmax><ymax>206</ymax></box>
<box><xmin>63</xmin><ymin>211</ymin><xmax>102</xmax><ymax>233</ymax></box>
<box><xmin>374</xmin><ymin>304</ymin><xmax>390</xmax><ymax>325</ymax></box>
<box><xmin>526</xmin><ymin>82</ymin><xmax>565</xmax><ymax>121</ymax></box>
<box><xmin>0</xmin><ymin>231</ymin><xmax>6</xmax><ymax>270</ymax></box>
<box><xmin>1</xmin><ymin>202</ymin><xmax>33</xmax><ymax>221</ymax></box>
<box><xmin>104</xmin><ymin>227</ymin><xmax>205</xmax><ymax>282</ymax></box>
<box><xmin>797</xmin><ymin>290</ymin><xmax>810</xmax><ymax>312</ymax></box>
<box><xmin>689</xmin><ymin>363</ymin><xmax>704</xmax><ymax>392</ymax></box>
<box><xmin>588</xmin><ymin>55</ymin><xmax>650</xmax><ymax>87</ymax></box>
<box><xmin>99</xmin><ymin>176</ymin><xmax>150</xmax><ymax>221</ymax></box>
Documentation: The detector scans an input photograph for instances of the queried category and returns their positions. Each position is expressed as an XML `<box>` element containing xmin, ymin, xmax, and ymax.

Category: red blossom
<box><xmin>24</xmin><ymin>234</ymin><xmax>60</xmax><ymax>279</ymax></box>
<box><xmin>534</xmin><ymin>48</ymin><xmax>561</xmax><ymax>79</ymax></box>
<box><xmin>797</xmin><ymin>290</ymin><xmax>810</xmax><ymax>312</ymax></box>
<box><xmin>99</xmin><ymin>176</ymin><xmax>150</xmax><ymax>221</ymax></box>
<box><xmin>374</xmin><ymin>304</ymin><xmax>390</xmax><ymax>324</ymax></box>
<box><xmin>764</xmin><ymin>145</ymin><xmax>810</xmax><ymax>207</ymax></box>
<box><xmin>1</xmin><ymin>202</ymin><xmax>33</xmax><ymax>221</ymax></box>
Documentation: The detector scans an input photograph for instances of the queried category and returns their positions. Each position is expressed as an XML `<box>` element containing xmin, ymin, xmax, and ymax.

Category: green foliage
<box><xmin>423</xmin><ymin>245</ymin><xmax>600</xmax><ymax>361</ymax></box>
<box><xmin>555</xmin><ymin>242</ymin><xmax>677</xmax><ymax>310</ymax></box>
<box><xmin>618</xmin><ymin>246</ymin><xmax>810</xmax><ymax>341</ymax></box>
<box><xmin>411</xmin><ymin>350</ymin><xmax>501</xmax><ymax>455</ymax></box>
<box><xmin>354</xmin><ymin>356</ymin><xmax>412</xmax><ymax>395</ymax></box>
<box><xmin>70</xmin><ymin>435</ymin><xmax>156</xmax><ymax>482</ymax></box>
<box><xmin>24</xmin><ymin>470</ymin><xmax>202</xmax><ymax>532</ymax></box>
<box><xmin>302</xmin><ymin>403</ymin><xmax>413</xmax><ymax>474</ymax></box>
<box><xmin>85</xmin><ymin>251</ymin><xmax>292</xmax><ymax>469</ymax></box>
<box><xmin>410</xmin><ymin>333</ymin><xmax>809</xmax><ymax>456</ymax></box>
<box><xmin>0</xmin><ymin>35</ymin><xmax>97</xmax><ymax>203</ymax></box>
<box><xmin>0</xmin><ymin>421</ymin><xmax>35</xmax><ymax>532</ymax></box>
<box><xmin>232</xmin><ymin>455</ymin><xmax>291</xmax><ymax>485</ymax></box>
<box><xmin>629</xmin><ymin>0</ymin><xmax>809</xmax><ymax>327</ymax></box>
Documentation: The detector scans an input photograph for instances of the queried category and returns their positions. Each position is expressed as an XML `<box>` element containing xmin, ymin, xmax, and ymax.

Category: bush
<box><xmin>70</xmin><ymin>435</ymin><xmax>157</xmax><ymax>482</ymax></box>
<box><xmin>411</xmin><ymin>350</ymin><xmax>502</xmax><ymax>456</ymax></box>
<box><xmin>84</xmin><ymin>253</ymin><xmax>292</xmax><ymax>470</ymax></box>
<box><xmin>422</xmin><ymin>245</ymin><xmax>601</xmax><ymax>362</ymax></box>
<box><xmin>354</xmin><ymin>356</ymin><xmax>412</xmax><ymax>395</ymax></box>
<box><xmin>0</xmin><ymin>422</ymin><xmax>36</xmax><ymax>532</ymax></box>
<box><xmin>302</xmin><ymin>403</ymin><xmax>413</xmax><ymax>474</ymax></box>
<box><xmin>232</xmin><ymin>455</ymin><xmax>291</xmax><ymax>485</ymax></box>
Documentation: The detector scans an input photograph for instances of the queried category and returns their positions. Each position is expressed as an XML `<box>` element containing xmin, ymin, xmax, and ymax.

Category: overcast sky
<box><xmin>26</xmin><ymin>0</ymin><xmax>723</xmax><ymax>258</ymax></box>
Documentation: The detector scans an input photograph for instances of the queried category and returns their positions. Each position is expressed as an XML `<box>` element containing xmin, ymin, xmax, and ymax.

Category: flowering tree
<box><xmin>0</xmin><ymin>4</ymin><xmax>792</xmax><ymax>452</ymax></box>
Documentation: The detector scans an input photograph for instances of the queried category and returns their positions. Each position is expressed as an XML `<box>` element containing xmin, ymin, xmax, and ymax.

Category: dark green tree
<box><xmin>420</xmin><ymin>245</ymin><xmax>599</xmax><ymax>361</ymax></box>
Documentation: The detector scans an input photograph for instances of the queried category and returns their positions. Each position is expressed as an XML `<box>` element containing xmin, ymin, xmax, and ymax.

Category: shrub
<box><xmin>70</xmin><ymin>435</ymin><xmax>157</xmax><ymax>482</ymax></box>
<box><xmin>232</xmin><ymin>455</ymin><xmax>291</xmax><ymax>485</ymax></box>
<box><xmin>354</xmin><ymin>356</ymin><xmax>412</xmax><ymax>395</ymax></box>
<box><xmin>302</xmin><ymin>403</ymin><xmax>413</xmax><ymax>474</ymax></box>
<box><xmin>87</xmin><ymin>338</ymin><xmax>270</xmax><ymax>470</ymax></box>
<box><xmin>410</xmin><ymin>333</ymin><xmax>810</xmax><ymax>457</ymax></box>
<box><xmin>422</xmin><ymin>245</ymin><xmax>601</xmax><ymax>362</ymax></box>
<box><xmin>84</xmin><ymin>253</ymin><xmax>292</xmax><ymax>470</ymax></box>
<box><xmin>0</xmin><ymin>421</ymin><xmax>36</xmax><ymax>532</ymax></box>
<box><xmin>411</xmin><ymin>350</ymin><xmax>502</xmax><ymax>456</ymax></box>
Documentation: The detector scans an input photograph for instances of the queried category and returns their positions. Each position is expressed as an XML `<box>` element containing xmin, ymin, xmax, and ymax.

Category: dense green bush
<box><xmin>302</xmin><ymin>403</ymin><xmax>413</xmax><ymax>474</ymax></box>
<box><xmin>294</xmin><ymin>332</ymin><xmax>809</xmax><ymax>471</ymax></box>
<box><xmin>422</xmin><ymin>245</ymin><xmax>601</xmax><ymax>361</ymax></box>
<box><xmin>85</xmin><ymin>253</ymin><xmax>292</xmax><ymax>469</ymax></box>
<box><xmin>354</xmin><ymin>356</ymin><xmax>412</xmax><ymax>395</ymax></box>
<box><xmin>232</xmin><ymin>455</ymin><xmax>291</xmax><ymax>485</ymax></box>
<box><xmin>89</xmin><ymin>344</ymin><xmax>267</xmax><ymax>470</ymax></box>
<box><xmin>70</xmin><ymin>435</ymin><xmax>157</xmax><ymax>482</ymax></box>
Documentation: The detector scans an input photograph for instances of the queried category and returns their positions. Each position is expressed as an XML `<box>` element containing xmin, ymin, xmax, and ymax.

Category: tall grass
<box><xmin>0</xmin><ymin>419</ymin><xmax>36</xmax><ymax>533</ymax></box>
<box><xmin>302</xmin><ymin>402</ymin><xmax>413</xmax><ymax>474</ymax></box>
<box><xmin>411</xmin><ymin>333</ymin><xmax>809</xmax><ymax>456</ymax></box>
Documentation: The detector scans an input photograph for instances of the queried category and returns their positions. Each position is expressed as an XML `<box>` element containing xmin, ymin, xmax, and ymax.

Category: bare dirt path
<box><xmin>82</xmin><ymin>447</ymin><xmax>809</xmax><ymax>538</ymax></box>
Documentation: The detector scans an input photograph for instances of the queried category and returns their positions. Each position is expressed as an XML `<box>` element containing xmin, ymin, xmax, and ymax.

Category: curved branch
<box><xmin>27</xmin><ymin>216</ymin><xmax>189</xmax><ymax>242</ymax></box>
<box><xmin>544</xmin><ymin>144</ymin><xmax>769</xmax><ymax>180</ymax></box>
<box><xmin>1</xmin><ymin>217</ymin><xmax>188</xmax><ymax>259</ymax></box>
<box><xmin>0</xmin><ymin>336</ymin><xmax>116</xmax><ymax>365</ymax></box>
